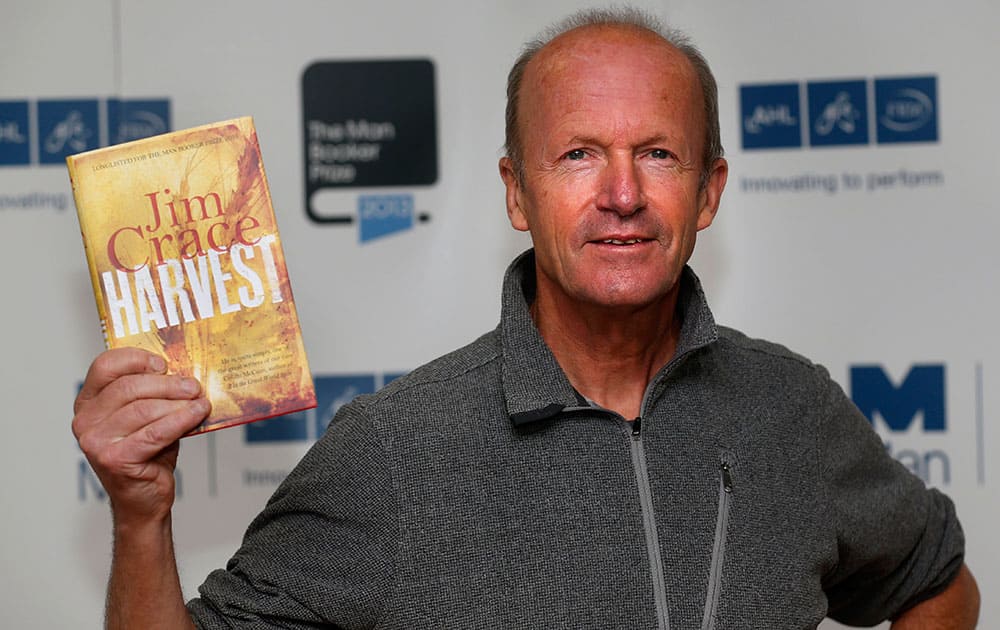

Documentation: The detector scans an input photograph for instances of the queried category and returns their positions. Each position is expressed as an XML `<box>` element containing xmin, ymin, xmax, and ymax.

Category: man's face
<box><xmin>501</xmin><ymin>26</ymin><xmax>727</xmax><ymax>312</ymax></box>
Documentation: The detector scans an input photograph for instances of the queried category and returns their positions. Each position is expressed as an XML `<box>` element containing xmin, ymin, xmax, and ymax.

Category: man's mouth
<box><xmin>598</xmin><ymin>238</ymin><xmax>647</xmax><ymax>245</ymax></box>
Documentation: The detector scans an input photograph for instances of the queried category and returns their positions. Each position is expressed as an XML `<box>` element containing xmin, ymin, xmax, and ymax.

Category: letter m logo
<box><xmin>850</xmin><ymin>364</ymin><xmax>946</xmax><ymax>432</ymax></box>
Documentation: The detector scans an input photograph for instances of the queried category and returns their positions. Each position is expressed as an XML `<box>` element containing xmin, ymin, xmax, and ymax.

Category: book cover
<box><xmin>67</xmin><ymin>116</ymin><xmax>316</xmax><ymax>435</ymax></box>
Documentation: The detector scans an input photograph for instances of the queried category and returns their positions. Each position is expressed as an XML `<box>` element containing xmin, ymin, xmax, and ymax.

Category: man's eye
<box><xmin>565</xmin><ymin>149</ymin><xmax>586</xmax><ymax>160</ymax></box>
<box><xmin>649</xmin><ymin>149</ymin><xmax>672</xmax><ymax>159</ymax></box>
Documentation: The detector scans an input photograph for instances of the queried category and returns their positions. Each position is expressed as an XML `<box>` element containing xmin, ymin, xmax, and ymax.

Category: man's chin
<box><xmin>570</xmin><ymin>280</ymin><xmax>681</xmax><ymax>313</ymax></box>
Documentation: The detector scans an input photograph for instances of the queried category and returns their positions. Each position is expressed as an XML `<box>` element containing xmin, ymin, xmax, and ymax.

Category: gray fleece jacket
<box><xmin>189</xmin><ymin>250</ymin><xmax>964</xmax><ymax>629</ymax></box>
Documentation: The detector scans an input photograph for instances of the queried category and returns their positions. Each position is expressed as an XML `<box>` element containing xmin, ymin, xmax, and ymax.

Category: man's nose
<box><xmin>597</xmin><ymin>153</ymin><xmax>645</xmax><ymax>216</ymax></box>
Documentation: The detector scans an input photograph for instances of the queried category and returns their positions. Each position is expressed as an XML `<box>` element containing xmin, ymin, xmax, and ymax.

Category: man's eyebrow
<box><xmin>562</xmin><ymin>133</ymin><xmax>676</xmax><ymax>147</ymax></box>
<box><xmin>635</xmin><ymin>134</ymin><xmax>674</xmax><ymax>146</ymax></box>
<box><xmin>563</xmin><ymin>134</ymin><xmax>604</xmax><ymax>147</ymax></box>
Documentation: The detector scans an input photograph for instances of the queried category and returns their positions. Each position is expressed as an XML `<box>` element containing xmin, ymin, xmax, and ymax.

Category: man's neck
<box><xmin>530</xmin><ymin>279</ymin><xmax>683</xmax><ymax>420</ymax></box>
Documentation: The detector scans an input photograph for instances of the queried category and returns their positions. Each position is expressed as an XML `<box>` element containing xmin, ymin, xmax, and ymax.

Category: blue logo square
<box><xmin>107</xmin><ymin>98</ymin><xmax>171</xmax><ymax>145</ymax></box>
<box><xmin>0</xmin><ymin>101</ymin><xmax>31</xmax><ymax>166</ymax></box>
<box><xmin>875</xmin><ymin>76</ymin><xmax>938</xmax><ymax>144</ymax></box>
<box><xmin>358</xmin><ymin>194</ymin><xmax>414</xmax><ymax>242</ymax></box>
<box><xmin>37</xmin><ymin>99</ymin><xmax>100</xmax><ymax>164</ymax></box>
<box><xmin>740</xmin><ymin>83</ymin><xmax>802</xmax><ymax>150</ymax></box>
<box><xmin>807</xmin><ymin>80</ymin><xmax>869</xmax><ymax>147</ymax></box>
<box><xmin>245</xmin><ymin>411</ymin><xmax>310</xmax><ymax>443</ymax></box>
<box><xmin>314</xmin><ymin>374</ymin><xmax>377</xmax><ymax>435</ymax></box>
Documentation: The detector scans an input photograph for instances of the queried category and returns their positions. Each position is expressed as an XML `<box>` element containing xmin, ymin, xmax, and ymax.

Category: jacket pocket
<box><xmin>701</xmin><ymin>453</ymin><xmax>735</xmax><ymax>630</ymax></box>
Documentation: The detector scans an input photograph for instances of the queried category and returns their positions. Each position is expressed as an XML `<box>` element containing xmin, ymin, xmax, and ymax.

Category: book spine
<box><xmin>66</xmin><ymin>157</ymin><xmax>113</xmax><ymax>349</ymax></box>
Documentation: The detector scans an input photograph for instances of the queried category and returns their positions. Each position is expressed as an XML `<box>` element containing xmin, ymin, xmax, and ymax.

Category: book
<box><xmin>67</xmin><ymin>116</ymin><xmax>316</xmax><ymax>435</ymax></box>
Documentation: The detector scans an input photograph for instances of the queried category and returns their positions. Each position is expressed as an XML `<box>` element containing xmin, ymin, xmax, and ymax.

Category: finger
<box><xmin>101</xmin><ymin>372</ymin><xmax>203</xmax><ymax>409</ymax></box>
<box><xmin>76</xmin><ymin>348</ymin><xmax>167</xmax><ymax>410</ymax></box>
<box><xmin>73</xmin><ymin>373</ymin><xmax>203</xmax><ymax>437</ymax></box>
<box><xmin>109</xmin><ymin>398</ymin><xmax>211</xmax><ymax>463</ymax></box>
<box><xmin>111</xmin><ymin>396</ymin><xmax>210</xmax><ymax>442</ymax></box>
<box><xmin>81</xmin><ymin>398</ymin><xmax>211</xmax><ymax>466</ymax></box>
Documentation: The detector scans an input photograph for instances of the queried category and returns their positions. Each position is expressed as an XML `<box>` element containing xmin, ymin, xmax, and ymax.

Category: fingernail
<box><xmin>149</xmin><ymin>355</ymin><xmax>167</xmax><ymax>372</ymax></box>
<box><xmin>181</xmin><ymin>378</ymin><xmax>201</xmax><ymax>395</ymax></box>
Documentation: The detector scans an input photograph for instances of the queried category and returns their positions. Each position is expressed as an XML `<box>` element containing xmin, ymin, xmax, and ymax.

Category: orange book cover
<box><xmin>67</xmin><ymin>116</ymin><xmax>316</xmax><ymax>435</ymax></box>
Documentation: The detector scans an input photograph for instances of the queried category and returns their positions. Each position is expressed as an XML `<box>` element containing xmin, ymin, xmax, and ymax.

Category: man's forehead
<box><xmin>520</xmin><ymin>24</ymin><xmax>702</xmax><ymax>131</ymax></box>
<box><xmin>528</xmin><ymin>24</ymin><xmax>692</xmax><ymax>82</ymax></box>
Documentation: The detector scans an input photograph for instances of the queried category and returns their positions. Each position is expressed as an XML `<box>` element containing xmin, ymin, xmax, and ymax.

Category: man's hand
<box><xmin>891</xmin><ymin>563</ymin><xmax>980</xmax><ymax>629</ymax></box>
<box><xmin>72</xmin><ymin>347</ymin><xmax>208</xmax><ymax>630</ymax></box>
<box><xmin>73</xmin><ymin>347</ymin><xmax>209</xmax><ymax>522</ymax></box>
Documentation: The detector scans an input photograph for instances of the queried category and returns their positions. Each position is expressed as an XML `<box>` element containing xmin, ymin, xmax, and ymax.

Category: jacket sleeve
<box><xmin>816</xmin><ymin>368</ymin><xmax>965</xmax><ymax>626</ymax></box>
<box><xmin>187</xmin><ymin>398</ymin><xmax>399</xmax><ymax>629</ymax></box>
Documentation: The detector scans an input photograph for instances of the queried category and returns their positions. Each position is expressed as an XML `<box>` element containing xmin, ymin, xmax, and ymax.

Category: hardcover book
<box><xmin>67</xmin><ymin>116</ymin><xmax>316</xmax><ymax>435</ymax></box>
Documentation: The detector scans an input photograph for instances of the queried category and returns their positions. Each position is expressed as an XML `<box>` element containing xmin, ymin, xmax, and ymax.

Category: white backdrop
<box><xmin>0</xmin><ymin>1</ymin><xmax>994</xmax><ymax>627</ymax></box>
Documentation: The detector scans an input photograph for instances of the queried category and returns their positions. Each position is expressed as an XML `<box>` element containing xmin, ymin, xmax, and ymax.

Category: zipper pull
<box><xmin>631</xmin><ymin>417</ymin><xmax>642</xmax><ymax>436</ymax></box>
<box><xmin>721</xmin><ymin>462</ymin><xmax>734</xmax><ymax>493</ymax></box>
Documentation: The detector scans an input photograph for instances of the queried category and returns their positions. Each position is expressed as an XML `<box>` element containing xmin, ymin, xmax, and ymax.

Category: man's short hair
<box><xmin>504</xmin><ymin>7</ymin><xmax>724</xmax><ymax>188</ymax></box>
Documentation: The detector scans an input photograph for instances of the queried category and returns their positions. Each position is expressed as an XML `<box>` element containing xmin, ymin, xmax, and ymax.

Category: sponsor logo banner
<box><xmin>0</xmin><ymin>101</ymin><xmax>31</xmax><ymax>166</ymax></box>
<box><xmin>107</xmin><ymin>99</ymin><xmax>171</xmax><ymax>145</ymax></box>
<box><xmin>740</xmin><ymin>83</ymin><xmax>802</xmax><ymax>150</ymax></box>
<box><xmin>358</xmin><ymin>194</ymin><xmax>415</xmax><ymax>242</ymax></box>
<box><xmin>0</xmin><ymin>97</ymin><xmax>170</xmax><ymax>168</ymax></box>
<box><xmin>38</xmin><ymin>99</ymin><xmax>100</xmax><ymax>164</ymax></box>
<box><xmin>875</xmin><ymin>76</ymin><xmax>938</xmax><ymax>144</ymax></box>
<box><xmin>740</xmin><ymin>75</ymin><xmax>938</xmax><ymax>151</ymax></box>
<box><xmin>849</xmin><ymin>362</ymin><xmax>987</xmax><ymax>488</ymax></box>
<box><xmin>301</xmin><ymin>59</ymin><xmax>437</xmax><ymax>241</ymax></box>
<box><xmin>807</xmin><ymin>79</ymin><xmax>868</xmax><ymax>147</ymax></box>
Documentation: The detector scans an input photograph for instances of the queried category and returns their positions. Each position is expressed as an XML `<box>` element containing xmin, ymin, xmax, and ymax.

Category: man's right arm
<box><xmin>72</xmin><ymin>348</ymin><xmax>210</xmax><ymax>630</ymax></box>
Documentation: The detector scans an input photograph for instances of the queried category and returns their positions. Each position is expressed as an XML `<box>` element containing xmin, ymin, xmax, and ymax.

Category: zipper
<box><xmin>542</xmin><ymin>320</ymin><xmax>712</xmax><ymax>627</ymax></box>
<box><xmin>576</xmin><ymin>357</ymin><xmax>702</xmax><ymax>630</ymax></box>
<box><xmin>627</xmin><ymin>416</ymin><xmax>671</xmax><ymax>630</ymax></box>
<box><xmin>701</xmin><ymin>457</ymin><xmax>734</xmax><ymax>630</ymax></box>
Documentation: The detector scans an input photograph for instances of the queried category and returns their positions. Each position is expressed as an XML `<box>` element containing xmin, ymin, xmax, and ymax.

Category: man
<box><xmin>73</xmin><ymin>8</ymin><xmax>979</xmax><ymax>629</ymax></box>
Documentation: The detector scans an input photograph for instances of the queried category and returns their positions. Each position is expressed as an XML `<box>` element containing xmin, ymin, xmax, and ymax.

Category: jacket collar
<box><xmin>500</xmin><ymin>249</ymin><xmax>718</xmax><ymax>426</ymax></box>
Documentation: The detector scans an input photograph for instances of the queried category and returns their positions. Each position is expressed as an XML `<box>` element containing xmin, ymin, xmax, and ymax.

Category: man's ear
<box><xmin>696</xmin><ymin>157</ymin><xmax>728</xmax><ymax>231</ymax></box>
<box><xmin>499</xmin><ymin>157</ymin><xmax>530</xmax><ymax>232</ymax></box>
